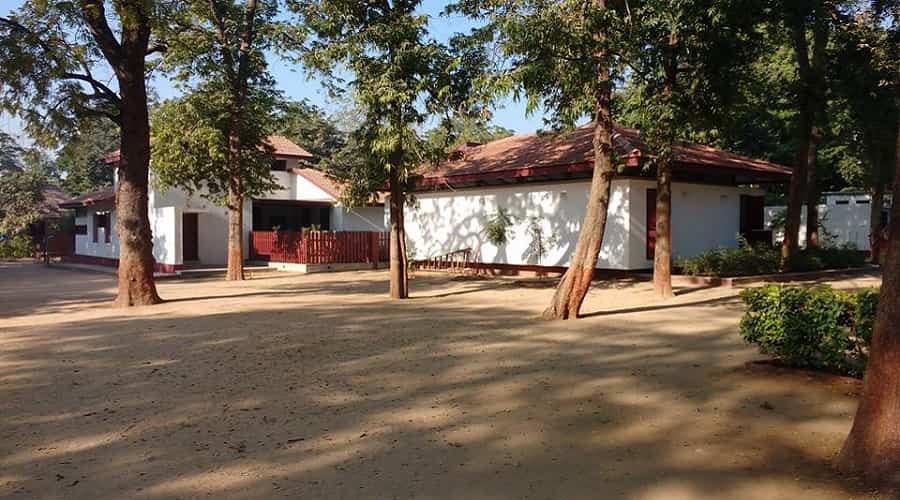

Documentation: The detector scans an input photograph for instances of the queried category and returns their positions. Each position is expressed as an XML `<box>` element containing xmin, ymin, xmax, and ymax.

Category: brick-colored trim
<box><xmin>62</xmin><ymin>254</ymin><xmax>183</xmax><ymax>274</ymax></box>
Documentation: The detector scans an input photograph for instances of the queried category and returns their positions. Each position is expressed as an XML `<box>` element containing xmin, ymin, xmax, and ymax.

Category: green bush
<box><xmin>677</xmin><ymin>237</ymin><xmax>780</xmax><ymax>277</ymax></box>
<box><xmin>739</xmin><ymin>285</ymin><xmax>879</xmax><ymax>377</ymax></box>
<box><xmin>785</xmin><ymin>243</ymin><xmax>867</xmax><ymax>272</ymax></box>
<box><xmin>0</xmin><ymin>234</ymin><xmax>35</xmax><ymax>259</ymax></box>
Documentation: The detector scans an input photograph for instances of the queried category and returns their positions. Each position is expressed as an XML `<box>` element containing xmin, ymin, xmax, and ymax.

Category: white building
<box><xmin>405</xmin><ymin>124</ymin><xmax>792</xmax><ymax>273</ymax></box>
<box><xmin>60</xmin><ymin>136</ymin><xmax>385</xmax><ymax>273</ymax></box>
<box><xmin>765</xmin><ymin>191</ymin><xmax>893</xmax><ymax>251</ymax></box>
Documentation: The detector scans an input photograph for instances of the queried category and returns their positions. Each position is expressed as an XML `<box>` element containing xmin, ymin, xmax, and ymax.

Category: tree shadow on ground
<box><xmin>0</xmin><ymin>262</ymin><xmax>880</xmax><ymax>499</ymax></box>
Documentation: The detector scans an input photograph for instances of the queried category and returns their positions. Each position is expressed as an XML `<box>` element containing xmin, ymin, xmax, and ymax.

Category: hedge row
<box><xmin>739</xmin><ymin>285</ymin><xmax>879</xmax><ymax>377</ymax></box>
<box><xmin>677</xmin><ymin>238</ymin><xmax>867</xmax><ymax>278</ymax></box>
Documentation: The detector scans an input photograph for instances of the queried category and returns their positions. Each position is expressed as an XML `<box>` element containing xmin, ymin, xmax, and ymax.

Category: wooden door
<box><xmin>646</xmin><ymin>189</ymin><xmax>657</xmax><ymax>259</ymax></box>
<box><xmin>183</xmin><ymin>213</ymin><xmax>199</xmax><ymax>261</ymax></box>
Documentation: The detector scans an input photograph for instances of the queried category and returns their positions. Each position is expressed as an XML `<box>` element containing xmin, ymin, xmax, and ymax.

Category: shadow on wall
<box><xmin>406</xmin><ymin>183</ymin><xmax>629</xmax><ymax>269</ymax></box>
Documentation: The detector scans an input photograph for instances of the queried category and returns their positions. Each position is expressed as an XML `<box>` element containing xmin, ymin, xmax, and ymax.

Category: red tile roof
<box><xmin>415</xmin><ymin>123</ymin><xmax>792</xmax><ymax>189</ymax></box>
<box><xmin>102</xmin><ymin>135</ymin><xmax>313</xmax><ymax>164</ymax></box>
<box><xmin>59</xmin><ymin>187</ymin><xmax>116</xmax><ymax>208</ymax></box>
<box><xmin>267</xmin><ymin>135</ymin><xmax>314</xmax><ymax>159</ymax></box>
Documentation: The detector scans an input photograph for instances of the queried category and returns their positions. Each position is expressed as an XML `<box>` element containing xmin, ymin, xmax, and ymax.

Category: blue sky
<box><xmin>1</xmin><ymin>0</ymin><xmax>548</xmax><ymax>149</ymax></box>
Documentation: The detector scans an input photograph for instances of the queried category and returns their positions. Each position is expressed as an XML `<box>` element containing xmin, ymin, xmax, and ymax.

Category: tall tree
<box><xmin>156</xmin><ymin>0</ymin><xmax>291</xmax><ymax>280</ymax></box>
<box><xmin>780</xmin><ymin>1</ymin><xmax>831</xmax><ymax>263</ymax></box>
<box><xmin>619</xmin><ymin>0</ymin><xmax>762</xmax><ymax>298</ymax></box>
<box><xmin>295</xmin><ymin>0</ymin><xmax>482</xmax><ymax>299</ymax></box>
<box><xmin>57</xmin><ymin>118</ymin><xmax>118</xmax><ymax>196</ymax></box>
<box><xmin>837</xmin><ymin>0</ymin><xmax>900</xmax><ymax>487</ymax></box>
<box><xmin>0</xmin><ymin>131</ymin><xmax>23</xmax><ymax>173</ymax></box>
<box><xmin>830</xmin><ymin>8</ymin><xmax>898</xmax><ymax>264</ymax></box>
<box><xmin>0</xmin><ymin>1</ymin><xmax>163</xmax><ymax>306</ymax></box>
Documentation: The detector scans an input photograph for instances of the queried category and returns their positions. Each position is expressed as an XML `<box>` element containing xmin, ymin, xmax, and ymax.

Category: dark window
<box><xmin>271</xmin><ymin>159</ymin><xmax>287</xmax><ymax>171</ymax></box>
<box><xmin>835</xmin><ymin>200</ymin><xmax>850</xmax><ymax>205</ymax></box>
<box><xmin>856</xmin><ymin>199</ymin><xmax>870</xmax><ymax>205</ymax></box>
<box><xmin>74</xmin><ymin>225</ymin><xmax>88</xmax><ymax>235</ymax></box>
<box><xmin>93</xmin><ymin>213</ymin><xmax>110</xmax><ymax>243</ymax></box>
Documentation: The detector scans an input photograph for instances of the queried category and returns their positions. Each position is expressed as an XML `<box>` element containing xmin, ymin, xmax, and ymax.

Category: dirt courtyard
<box><xmin>0</xmin><ymin>261</ymin><xmax>884</xmax><ymax>499</ymax></box>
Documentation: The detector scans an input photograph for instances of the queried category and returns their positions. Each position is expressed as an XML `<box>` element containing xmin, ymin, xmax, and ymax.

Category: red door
<box><xmin>183</xmin><ymin>213</ymin><xmax>199</xmax><ymax>262</ymax></box>
<box><xmin>646</xmin><ymin>189</ymin><xmax>657</xmax><ymax>259</ymax></box>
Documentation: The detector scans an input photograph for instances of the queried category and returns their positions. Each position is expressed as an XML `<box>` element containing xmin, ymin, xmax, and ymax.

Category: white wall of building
<box><xmin>627</xmin><ymin>179</ymin><xmax>761</xmax><ymax>269</ymax></box>
<box><xmin>74</xmin><ymin>208</ymin><xmax>119</xmax><ymax>259</ymax></box>
<box><xmin>404</xmin><ymin>179</ymin><xmax>632</xmax><ymax>269</ymax></box>
<box><xmin>82</xmin><ymin>162</ymin><xmax>386</xmax><ymax>266</ymax></box>
<box><xmin>403</xmin><ymin>178</ymin><xmax>762</xmax><ymax>270</ymax></box>
<box><xmin>765</xmin><ymin>192</ymin><xmax>886</xmax><ymax>251</ymax></box>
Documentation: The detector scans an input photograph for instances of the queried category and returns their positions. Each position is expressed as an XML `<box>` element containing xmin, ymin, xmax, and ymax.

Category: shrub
<box><xmin>677</xmin><ymin>237</ymin><xmax>780</xmax><ymax>277</ymax></box>
<box><xmin>0</xmin><ymin>234</ymin><xmax>35</xmax><ymax>259</ymax></box>
<box><xmin>785</xmin><ymin>243</ymin><xmax>866</xmax><ymax>272</ymax></box>
<box><xmin>739</xmin><ymin>285</ymin><xmax>879</xmax><ymax>377</ymax></box>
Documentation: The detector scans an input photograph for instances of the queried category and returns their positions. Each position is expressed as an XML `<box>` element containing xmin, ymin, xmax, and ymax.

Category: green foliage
<box><xmin>424</xmin><ymin>116</ymin><xmax>513</xmax><ymax>154</ymax></box>
<box><xmin>0</xmin><ymin>168</ymin><xmax>45</xmax><ymax>235</ymax></box>
<box><xmin>484</xmin><ymin>208</ymin><xmax>515</xmax><ymax>246</ymax></box>
<box><xmin>616</xmin><ymin>0</ymin><xmax>764</xmax><ymax>167</ymax></box>
<box><xmin>150</xmin><ymin>90</ymin><xmax>279</xmax><ymax>205</ymax></box>
<box><xmin>0</xmin><ymin>131</ymin><xmax>23</xmax><ymax>172</ymax></box>
<box><xmin>274</xmin><ymin>100</ymin><xmax>346</xmax><ymax>161</ymax></box>
<box><xmin>57</xmin><ymin>119</ymin><xmax>118</xmax><ymax>196</ymax></box>
<box><xmin>524</xmin><ymin>216</ymin><xmax>558</xmax><ymax>265</ymax></box>
<box><xmin>450</xmin><ymin>0</ymin><xmax>624</xmax><ymax>129</ymax></box>
<box><xmin>784</xmin><ymin>243</ymin><xmax>867</xmax><ymax>272</ymax></box>
<box><xmin>677</xmin><ymin>236</ymin><xmax>780</xmax><ymax>277</ymax></box>
<box><xmin>0</xmin><ymin>234</ymin><xmax>34</xmax><ymax>259</ymax></box>
<box><xmin>294</xmin><ymin>0</ymin><xmax>487</xmax><ymax>209</ymax></box>
<box><xmin>0</xmin><ymin>1</ymin><xmax>157</xmax><ymax>144</ymax></box>
<box><xmin>152</xmin><ymin>0</ymin><xmax>289</xmax><ymax>207</ymax></box>
<box><xmin>740</xmin><ymin>285</ymin><xmax>879</xmax><ymax>376</ymax></box>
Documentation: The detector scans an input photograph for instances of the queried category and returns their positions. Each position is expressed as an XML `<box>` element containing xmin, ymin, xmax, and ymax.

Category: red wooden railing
<box><xmin>417</xmin><ymin>248</ymin><xmax>473</xmax><ymax>272</ymax></box>
<box><xmin>251</xmin><ymin>230</ymin><xmax>389</xmax><ymax>265</ymax></box>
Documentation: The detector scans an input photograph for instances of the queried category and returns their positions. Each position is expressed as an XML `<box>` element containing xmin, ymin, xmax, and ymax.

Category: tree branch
<box><xmin>79</xmin><ymin>0</ymin><xmax>124</xmax><ymax>69</ymax></box>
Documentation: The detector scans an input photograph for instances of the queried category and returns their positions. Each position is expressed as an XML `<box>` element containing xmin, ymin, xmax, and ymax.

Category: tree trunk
<box><xmin>870</xmin><ymin>183</ymin><xmax>885</xmax><ymax>265</ymax></box>
<box><xmin>870</xmin><ymin>150</ymin><xmax>885</xmax><ymax>264</ymax></box>
<box><xmin>543</xmin><ymin>7</ymin><xmax>614</xmax><ymax>319</ymax></box>
<box><xmin>836</xmin><ymin>113</ymin><xmax>900</xmax><ymax>488</ymax></box>
<box><xmin>226</xmin><ymin>185</ymin><xmax>244</xmax><ymax>281</ymax></box>
<box><xmin>654</xmin><ymin>162</ymin><xmax>674</xmax><ymax>298</ymax></box>
<box><xmin>805</xmin><ymin>126</ymin><xmax>821</xmax><ymax>248</ymax></box>
<box><xmin>388</xmin><ymin>166</ymin><xmax>408</xmax><ymax>299</ymax></box>
<box><xmin>112</xmin><ymin>43</ymin><xmax>161</xmax><ymax>307</ymax></box>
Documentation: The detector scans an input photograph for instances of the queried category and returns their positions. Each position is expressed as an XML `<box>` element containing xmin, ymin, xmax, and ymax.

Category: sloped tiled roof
<box><xmin>416</xmin><ymin>122</ymin><xmax>792</xmax><ymax>188</ymax></box>
<box><xmin>267</xmin><ymin>135</ymin><xmax>313</xmax><ymax>159</ymax></box>
<box><xmin>59</xmin><ymin>187</ymin><xmax>116</xmax><ymax>208</ymax></box>
<box><xmin>103</xmin><ymin>135</ymin><xmax>313</xmax><ymax>164</ymax></box>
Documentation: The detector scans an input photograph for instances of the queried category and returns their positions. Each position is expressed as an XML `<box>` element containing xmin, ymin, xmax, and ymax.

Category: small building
<box><xmin>405</xmin><ymin>123</ymin><xmax>792</xmax><ymax>273</ymax></box>
<box><xmin>765</xmin><ymin>191</ymin><xmax>893</xmax><ymax>250</ymax></box>
<box><xmin>60</xmin><ymin>136</ymin><xmax>386</xmax><ymax>273</ymax></box>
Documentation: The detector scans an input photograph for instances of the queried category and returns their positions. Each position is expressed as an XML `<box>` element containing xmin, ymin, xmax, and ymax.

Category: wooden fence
<box><xmin>416</xmin><ymin>248</ymin><xmax>473</xmax><ymax>272</ymax></box>
<box><xmin>251</xmin><ymin>230</ymin><xmax>388</xmax><ymax>265</ymax></box>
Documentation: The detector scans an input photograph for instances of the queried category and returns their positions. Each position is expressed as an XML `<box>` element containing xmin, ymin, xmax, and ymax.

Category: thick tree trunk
<box><xmin>112</xmin><ymin>48</ymin><xmax>161</xmax><ymax>307</ymax></box>
<box><xmin>782</xmin><ymin>102</ymin><xmax>811</xmax><ymax>265</ymax></box>
<box><xmin>836</xmin><ymin>115</ymin><xmax>900</xmax><ymax>488</ymax></box>
<box><xmin>654</xmin><ymin>162</ymin><xmax>674</xmax><ymax>298</ymax></box>
<box><xmin>870</xmin><ymin>182</ymin><xmax>885</xmax><ymax>265</ymax></box>
<box><xmin>226</xmin><ymin>185</ymin><xmax>244</xmax><ymax>281</ymax></box>
<box><xmin>805</xmin><ymin>126</ymin><xmax>821</xmax><ymax>248</ymax></box>
<box><xmin>388</xmin><ymin>166</ymin><xmax>408</xmax><ymax>299</ymax></box>
<box><xmin>543</xmin><ymin>14</ymin><xmax>614</xmax><ymax>319</ymax></box>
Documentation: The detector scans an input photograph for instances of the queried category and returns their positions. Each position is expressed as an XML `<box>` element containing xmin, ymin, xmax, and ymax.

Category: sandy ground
<box><xmin>0</xmin><ymin>261</ymin><xmax>885</xmax><ymax>500</ymax></box>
